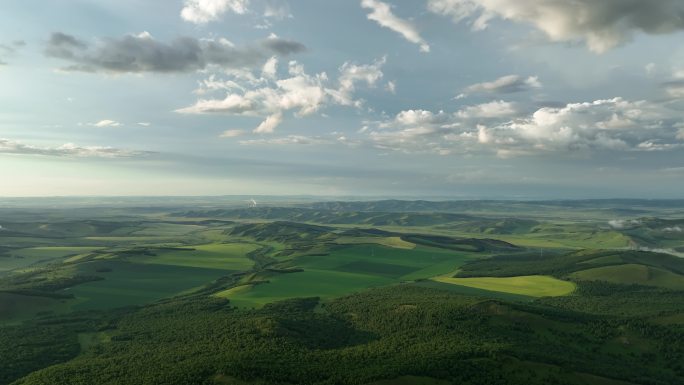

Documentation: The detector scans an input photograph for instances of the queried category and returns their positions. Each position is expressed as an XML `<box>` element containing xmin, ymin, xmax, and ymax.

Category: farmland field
<box><xmin>1</xmin><ymin>199</ymin><xmax>684</xmax><ymax>385</ymax></box>
<box><xmin>67</xmin><ymin>260</ymin><xmax>230</xmax><ymax>310</ymax></box>
<box><xmin>432</xmin><ymin>275</ymin><xmax>577</xmax><ymax>297</ymax></box>
<box><xmin>140</xmin><ymin>243</ymin><xmax>258</xmax><ymax>270</ymax></box>
<box><xmin>221</xmin><ymin>244</ymin><xmax>475</xmax><ymax>307</ymax></box>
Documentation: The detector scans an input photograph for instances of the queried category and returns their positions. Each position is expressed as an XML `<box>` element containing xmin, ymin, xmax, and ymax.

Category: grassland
<box><xmin>1</xmin><ymin>246</ymin><xmax>102</xmax><ymax>272</ymax></box>
<box><xmin>221</xmin><ymin>244</ymin><xmax>476</xmax><ymax>307</ymax></box>
<box><xmin>2</xmin><ymin>200</ymin><xmax>684</xmax><ymax>384</ymax></box>
<box><xmin>412</xmin><ymin>280</ymin><xmax>535</xmax><ymax>302</ymax></box>
<box><xmin>432</xmin><ymin>275</ymin><xmax>577</xmax><ymax>297</ymax></box>
<box><xmin>570</xmin><ymin>264</ymin><xmax>684</xmax><ymax>290</ymax></box>
<box><xmin>140</xmin><ymin>243</ymin><xmax>258</xmax><ymax>270</ymax></box>
<box><xmin>68</xmin><ymin>260</ymin><xmax>229</xmax><ymax>310</ymax></box>
<box><xmin>333</xmin><ymin>236</ymin><xmax>416</xmax><ymax>249</ymax></box>
<box><xmin>218</xmin><ymin>269</ymin><xmax>396</xmax><ymax>308</ymax></box>
<box><xmin>1</xmin><ymin>205</ymin><xmax>681</xmax><ymax>314</ymax></box>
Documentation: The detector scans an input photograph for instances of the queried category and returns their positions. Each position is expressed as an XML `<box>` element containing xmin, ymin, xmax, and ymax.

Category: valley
<box><xmin>1</xmin><ymin>199</ymin><xmax>684</xmax><ymax>384</ymax></box>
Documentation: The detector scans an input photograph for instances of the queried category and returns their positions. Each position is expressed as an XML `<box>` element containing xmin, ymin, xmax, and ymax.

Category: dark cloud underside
<box><xmin>44</xmin><ymin>32</ymin><xmax>306</xmax><ymax>73</ymax></box>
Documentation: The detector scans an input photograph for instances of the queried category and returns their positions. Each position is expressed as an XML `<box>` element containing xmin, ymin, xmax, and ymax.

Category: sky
<box><xmin>1</xmin><ymin>0</ymin><xmax>684</xmax><ymax>198</ymax></box>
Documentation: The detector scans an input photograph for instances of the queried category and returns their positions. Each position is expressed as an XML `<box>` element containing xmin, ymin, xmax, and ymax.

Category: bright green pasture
<box><xmin>221</xmin><ymin>244</ymin><xmax>475</xmax><ymax>307</ymax></box>
<box><xmin>140</xmin><ymin>243</ymin><xmax>257</xmax><ymax>270</ymax></box>
<box><xmin>68</xmin><ymin>260</ymin><xmax>228</xmax><ymax>310</ymax></box>
<box><xmin>433</xmin><ymin>275</ymin><xmax>576</xmax><ymax>297</ymax></box>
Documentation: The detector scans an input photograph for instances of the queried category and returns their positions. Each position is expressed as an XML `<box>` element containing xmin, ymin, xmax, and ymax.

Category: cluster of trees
<box><xmin>540</xmin><ymin>280</ymin><xmax>684</xmax><ymax>317</ymax></box>
<box><xmin>0</xmin><ymin>320</ymin><xmax>82</xmax><ymax>384</ymax></box>
<box><xmin>4</xmin><ymin>284</ymin><xmax>682</xmax><ymax>385</ymax></box>
<box><xmin>456</xmin><ymin>249</ymin><xmax>684</xmax><ymax>279</ymax></box>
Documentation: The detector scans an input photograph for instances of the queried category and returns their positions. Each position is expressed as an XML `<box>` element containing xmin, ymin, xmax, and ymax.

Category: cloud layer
<box><xmin>428</xmin><ymin>0</ymin><xmax>684</xmax><ymax>53</ymax></box>
<box><xmin>0</xmin><ymin>139</ymin><xmax>151</xmax><ymax>158</ymax></box>
<box><xmin>45</xmin><ymin>32</ymin><xmax>305</xmax><ymax>73</ymax></box>
<box><xmin>365</xmin><ymin>97</ymin><xmax>684</xmax><ymax>156</ymax></box>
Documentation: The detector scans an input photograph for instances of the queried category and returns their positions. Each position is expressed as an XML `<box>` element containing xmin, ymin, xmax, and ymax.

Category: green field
<box><xmin>334</xmin><ymin>236</ymin><xmax>416</xmax><ymax>249</ymax></box>
<box><xmin>140</xmin><ymin>243</ymin><xmax>258</xmax><ymax>270</ymax></box>
<box><xmin>129</xmin><ymin>223</ymin><xmax>205</xmax><ymax>237</ymax></box>
<box><xmin>68</xmin><ymin>260</ymin><xmax>229</xmax><ymax>310</ymax></box>
<box><xmin>432</xmin><ymin>275</ymin><xmax>577</xmax><ymax>297</ymax></box>
<box><xmin>1</xmin><ymin>247</ymin><xmax>102</xmax><ymax>271</ymax></box>
<box><xmin>3</xmin><ymin>200</ymin><xmax>684</xmax><ymax>385</ymax></box>
<box><xmin>0</xmin><ymin>292</ymin><xmax>72</xmax><ymax>324</ymax></box>
<box><xmin>221</xmin><ymin>244</ymin><xmax>475</xmax><ymax>307</ymax></box>
<box><xmin>570</xmin><ymin>264</ymin><xmax>684</xmax><ymax>290</ymax></box>
<box><xmin>377</xmin><ymin>223</ymin><xmax>632</xmax><ymax>250</ymax></box>
<box><xmin>413</xmin><ymin>280</ymin><xmax>535</xmax><ymax>302</ymax></box>
<box><xmin>217</xmin><ymin>269</ymin><xmax>395</xmax><ymax>308</ymax></box>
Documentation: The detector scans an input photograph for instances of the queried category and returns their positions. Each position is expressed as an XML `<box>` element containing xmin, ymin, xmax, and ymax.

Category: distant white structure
<box><xmin>248</xmin><ymin>199</ymin><xmax>258</xmax><ymax>208</ymax></box>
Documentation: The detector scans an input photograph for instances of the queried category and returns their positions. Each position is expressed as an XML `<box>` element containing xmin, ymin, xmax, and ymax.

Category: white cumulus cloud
<box><xmin>457</xmin><ymin>100</ymin><xmax>518</xmax><ymax>119</ymax></box>
<box><xmin>178</xmin><ymin>57</ymin><xmax>387</xmax><ymax>133</ymax></box>
<box><xmin>254</xmin><ymin>112</ymin><xmax>283</xmax><ymax>134</ymax></box>
<box><xmin>363</xmin><ymin>97</ymin><xmax>684</xmax><ymax>156</ymax></box>
<box><xmin>362</xmin><ymin>0</ymin><xmax>430</xmax><ymax>52</ymax></box>
<box><xmin>181</xmin><ymin>0</ymin><xmax>249</xmax><ymax>24</ymax></box>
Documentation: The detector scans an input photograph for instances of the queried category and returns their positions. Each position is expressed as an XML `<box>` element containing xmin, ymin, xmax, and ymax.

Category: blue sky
<box><xmin>1</xmin><ymin>0</ymin><xmax>684</xmax><ymax>198</ymax></box>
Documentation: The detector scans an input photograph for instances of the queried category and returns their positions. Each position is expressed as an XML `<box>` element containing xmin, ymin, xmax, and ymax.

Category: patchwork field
<box><xmin>2</xmin><ymin>199</ymin><xmax>684</xmax><ymax>385</ymax></box>
<box><xmin>220</xmin><ymin>244</ymin><xmax>476</xmax><ymax>307</ymax></box>
<box><xmin>432</xmin><ymin>275</ymin><xmax>577</xmax><ymax>297</ymax></box>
